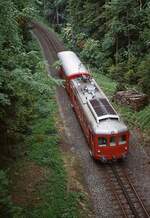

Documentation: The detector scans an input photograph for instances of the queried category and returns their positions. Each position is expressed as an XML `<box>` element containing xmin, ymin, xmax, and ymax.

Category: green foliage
<box><xmin>68</xmin><ymin>0</ymin><xmax>105</xmax><ymax>36</ymax></box>
<box><xmin>63</xmin><ymin>0</ymin><xmax>150</xmax><ymax>94</ymax></box>
<box><xmin>0</xmin><ymin>0</ymin><xmax>20</xmax><ymax>49</ymax></box>
<box><xmin>20</xmin><ymin>98</ymin><xmax>80</xmax><ymax>218</ymax></box>
<box><xmin>61</xmin><ymin>23</ymin><xmax>75</xmax><ymax>49</ymax></box>
<box><xmin>137</xmin><ymin>54</ymin><xmax>150</xmax><ymax>95</ymax></box>
<box><xmin>137</xmin><ymin>106</ymin><xmax>150</xmax><ymax>130</ymax></box>
<box><xmin>80</xmin><ymin>38</ymin><xmax>103</xmax><ymax>68</ymax></box>
<box><xmin>0</xmin><ymin>92</ymin><xmax>80</xmax><ymax>217</ymax></box>
<box><xmin>0</xmin><ymin>0</ymin><xmax>57</xmax><ymax>156</ymax></box>
<box><xmin>60</xmin><ymin>0</ymin><xmax>149</xmax><ymax>94</ymax></box>
<box><xmin>0</xmin><ymin>170</ymin><xmax>22</xmax><ymax>217</ymax></box>
<box><xmin>0</xmin><ymin>170</ymin><xmax>10</xmax><ymax>205</ymax></box>
<box><xmin>36</xmin><ymin>0</ymin><xmax>68</xmax><ymax>29</ymax></box>
<box><xmin>92</xmin><ymin>73</ymin><xmax>116</xmax><ymax>97</ymax></box>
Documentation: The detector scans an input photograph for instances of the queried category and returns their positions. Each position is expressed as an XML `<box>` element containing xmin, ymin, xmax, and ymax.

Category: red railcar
<box><xmin>58</xmin><ymin>51</ymin><xmax>129</xmax><ymax>162</ymax></box>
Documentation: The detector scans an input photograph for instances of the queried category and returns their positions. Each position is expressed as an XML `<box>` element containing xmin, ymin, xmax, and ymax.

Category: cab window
<box><xmin>119</xmin><ymin>135</ymin><xmax>126</xmax><ymax>144</ymax></box>
<box><xmin>110</xmin><ymin>136</ymin><xmax>116</xmax><ymax>146</ymax></box>
<box><xmin>98</xmin><ymin>137</ymin><xmax>107</xmax><ymax>146</ymax></box>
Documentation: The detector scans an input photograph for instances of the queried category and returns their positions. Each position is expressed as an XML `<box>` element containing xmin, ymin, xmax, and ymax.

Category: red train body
<box><xmin>58</xmin><ymin>51</ymin><xmax>129</xmax><ymax>162</ymax></box>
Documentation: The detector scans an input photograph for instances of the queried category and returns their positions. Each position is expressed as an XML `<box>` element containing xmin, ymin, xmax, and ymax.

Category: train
<box><xmin>57</xmin><ymin>51</ymin><xmax>130</xmax><ymax>162</ymax></box>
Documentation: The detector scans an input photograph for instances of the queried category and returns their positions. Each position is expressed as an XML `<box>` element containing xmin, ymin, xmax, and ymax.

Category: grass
<box><xmin>93</xmin><ymin>72</ymin><xmax>116</xmax><ymax>97</ymax></box>
<box><xmin>8</xmin><ymin>97</ymin><xmax>81</xmax><ymax>218</ymax></box>
<box><xmin>20</xmin><ymin>98</ymin><xmax>80</xmax><ymax>218</ymax></box>
<box><xmin>93</xmin><ymin>72</ymin><xmax>150</xmax><ymax>144</ymax></box>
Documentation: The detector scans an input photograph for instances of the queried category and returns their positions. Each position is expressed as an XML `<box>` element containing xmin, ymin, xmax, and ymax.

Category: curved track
<box><xmin>31</xmin><ymin>21</ymin><xmax>65</xmax><ymax>77</ymax></box>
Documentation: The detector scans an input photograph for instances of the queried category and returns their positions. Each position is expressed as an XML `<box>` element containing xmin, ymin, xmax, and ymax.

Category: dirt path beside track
<box><xmin>31</xmin><ymin>21</ymin><xmax>150</xmax><ymax>218</ymax></box>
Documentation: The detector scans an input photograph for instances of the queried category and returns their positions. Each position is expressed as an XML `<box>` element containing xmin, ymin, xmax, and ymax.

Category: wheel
<box><xmin>117</xmin><ymin>156</ymin><xmax>126</xmax><ymax>163</ymax></box>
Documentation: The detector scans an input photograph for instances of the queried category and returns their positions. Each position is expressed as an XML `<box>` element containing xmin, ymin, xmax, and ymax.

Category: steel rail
<box><xmin>111</xmin><ymin>165</ymin><xmax>150</xmax><ymax>218</ymax></box>
<box><xmin>38</xmin><ymin>27</ymin><xmax>59</xmax><ymax>53</ymax></box>
<box><xmin>32</xmin><ymin>22</ymin><xmax>60</xmax><ymax>54</ymax></box>
<box><xmin>124</xmin><ymin>171</ymin><xmax>150</xmax><ymax>218</ymax></box>
<box><xmin>111</xmin><ymin>165</ymin><xmax>140</xmax><ymax>217</ymax></box>
<box><xmin>108</xmin><ymin>173</ymin><xmax>129</xmax><ymax>218</ymax></box>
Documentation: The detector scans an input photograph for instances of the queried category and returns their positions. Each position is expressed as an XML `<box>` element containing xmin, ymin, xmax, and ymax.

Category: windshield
<box><xmin>119</xmin><ymin>135</ymin><xmax>126</xmax><ymax>144</ymax></box>
<box><xmin>98</xmin><ymin>137</ymin><xmax>107</xmax><ymax>146</ymax></box>
<box><xmin>110</xmin><ymin>136</ymin><xmax>116</xmax><ymax>146</ymax></box>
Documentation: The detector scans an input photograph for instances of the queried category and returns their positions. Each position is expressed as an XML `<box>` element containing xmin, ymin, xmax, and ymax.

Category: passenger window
<box><xmin>98</xmin><ymin>137</ymin><xmax>107</xmax><ymax>146</ymax></box>
<box><xmin>110</xmin><ymin>136</ymin><xmax>116</xmax><ymax>146</ymax></box>
<box><xmin>119</xmin><ymin>135</ymin><xmax>126</xmax><ymax>144</ymax></box>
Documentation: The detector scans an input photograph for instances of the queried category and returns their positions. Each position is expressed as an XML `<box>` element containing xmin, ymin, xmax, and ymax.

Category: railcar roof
<box><xmin>93</xmin><ymin>118</ymin><xmax>128</xmax><ymax>134</ymax></box>
<box><xmin>58</xmin><ymin>51</ymin><xmax>89</xmax><ymax>77</ymax></box>
<box><xmin>71</xmin><ymin>77</ymin><xmax>128</xmax><ymax>134</ymax></box>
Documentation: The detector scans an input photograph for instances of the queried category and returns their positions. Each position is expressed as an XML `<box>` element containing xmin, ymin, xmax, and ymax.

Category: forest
<box><xmin>56</xmin><ymin>0</ymin><xmax>150</xmax><ymax>94</ymax></box>
<box><xmin>0</xmin><ymin>0</ymin><xmax>150</xmax><ymax>217</ymax></box>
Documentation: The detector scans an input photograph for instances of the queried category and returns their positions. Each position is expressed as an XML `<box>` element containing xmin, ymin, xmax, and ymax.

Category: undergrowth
<box><xmin>0</xmin><ymin>36</ymin><xmax>81</xmax><ymax>217</ymax></box>
<box><xmin>23</xmin><ymin>98</ymin><xmax>80</xmax><ymax>218</ymax></box>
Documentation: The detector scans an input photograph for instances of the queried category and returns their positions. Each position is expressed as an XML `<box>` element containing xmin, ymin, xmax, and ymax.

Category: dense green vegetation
<box><xmin>0</xmin><ymin>1</ymin><xmax>83</xmax><ymax>217</ymax></box>
<box><xmin>0</xmin><ymin>0</ymin><xmax>38</xmax><ymax>158</ymax></box>
<box><xmin>0</xmin><ymin>69</ymin><xmax>81</xmax><ymax>217</ymax></box>
<box><xmin>55</xmin><ymin>0</ymin><xmax>150</xmax><ymax>95</ymax></box>
<box><xmin>33</xmin><ymin>1</ymin><xmax>150</xmax><ymax>93</ymax></box>
<box><xmin>12</xmin><ymin>92</ymin><xmax>80</xmax><ymax>217</ymax></box>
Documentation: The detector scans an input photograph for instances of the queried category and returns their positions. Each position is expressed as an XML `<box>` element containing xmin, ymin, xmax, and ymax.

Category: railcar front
<box><xmin>91</xmin><ymin>119</ymin><xmax>129</xmax><ymax>162</ymax></box>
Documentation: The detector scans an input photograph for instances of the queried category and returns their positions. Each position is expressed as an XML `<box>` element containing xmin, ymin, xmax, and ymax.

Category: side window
<box><xmin>110</xmin><ymin>136</ymin><xmax>116</xmax><ymax>146</ymax></box>
<box><xmin>119</xmin><ymin>135</ymin><xmax>126</xmax><ymax>144</ymax></box>
<box><xmin>98</xmin><ymin>137</ymin><xmax>107</xmax><ymax>146</ymax></box>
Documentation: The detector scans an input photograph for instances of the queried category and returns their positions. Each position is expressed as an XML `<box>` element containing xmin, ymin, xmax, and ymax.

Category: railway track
<box><xmin>32</xmin><ymin>21</ymin><xmax>64</xmax><ymax>53</ymax></box>
<box><xmin>33</xmin><ymin>20</ymin><xmax>150</xmax><ymax>218</ymax></box>
<box><xmin>106</xmin><ymin>164</ymin><xmax>150</xmax><ymax>218</ymax></box>
<box><xmin>30</xmin><ymin>21</ymin><xmax>65</xmax><ymax>77</ymax></box>
<box><xmin>34</xmin><ymin>26</ymin><xmax>57</xmax><ymax>53</ymax></box>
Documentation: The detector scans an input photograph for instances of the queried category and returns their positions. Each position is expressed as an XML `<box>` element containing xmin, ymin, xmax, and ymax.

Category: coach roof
<box><xmin>58</xmin><ymin>51</ymin><xmax>89</xmax><ymax>77</ymax></box>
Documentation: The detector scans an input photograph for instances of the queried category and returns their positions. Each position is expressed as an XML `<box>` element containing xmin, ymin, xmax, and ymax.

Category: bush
<box><xmin>61</xmin><ymin>23</ymin><xmax>75</xmax><ymax>49</ymax></box>
<box><xmin>137</xmin><ymin>54</ymin><xmax>150</xmax><ymax>95</ymax></box>
<box><xmin>80</xmin><ymin>38</ymin><xmax>103</xmax><ymax>68</ymax></box>
<box><xmin>0</xmin><ymin>170</ymin><xmax>12</xmax><ymax>216</ymax></box>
